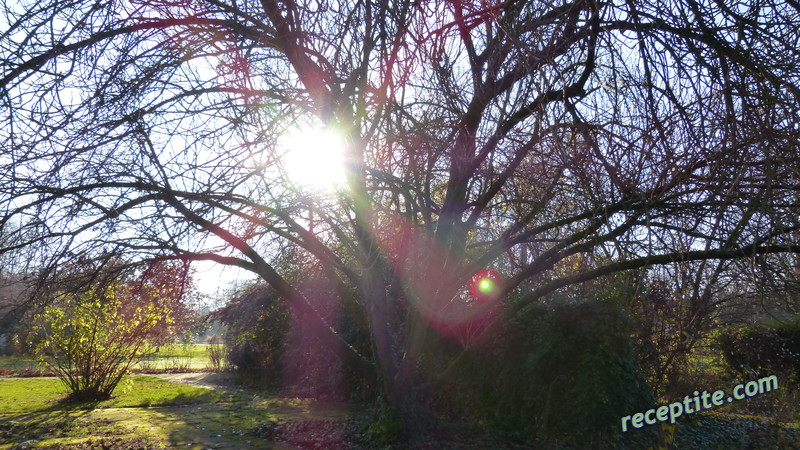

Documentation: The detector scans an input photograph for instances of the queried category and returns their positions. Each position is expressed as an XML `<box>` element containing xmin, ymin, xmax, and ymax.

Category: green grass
<box><xmin>0</xmin><ymin>355</ymin><xmax>39</xmax><ymax>371</ymax></box>
<box><xmin>105</xmin><ymin>375</ymin><xmax>235</xmax><ymax>407</ymax></box>
<box><xmin>0</xmin><ymin>375</ymin><xmax>235</xmax><ymax>413</ymax></box>
<box><xmin>134</xmin><ymin>343</ymin><xmax>215</xmax><ymax>370</ymax></box>
<box><xmin>0</xmin><ymin>375</ymin><xmax>253</xmax><ymax>449</ymax></box>
<box><xmin>0</xmin><ymin>377</ymin><xmax>70</xmax><ymax>413</ymax></box>
<box><xmin>0</xmin><ymin>375</ymin><xmax>356</xmax><ymax>449</ymax></box>
<box><xmin>0</xmin><ymin>343</ymin><xmax>216</xmax><ymax>372</ymax></box>
<box><xmin>1</xmin><ymin>373</ymin><xmax>796</xmax><ymax>449</ymax></box>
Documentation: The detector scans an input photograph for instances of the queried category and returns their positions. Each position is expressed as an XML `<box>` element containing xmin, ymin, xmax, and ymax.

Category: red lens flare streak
<box><xmin>370</xmin><ymin>212</ymin><xmax>505</xmax><ymax>345</ymax></box>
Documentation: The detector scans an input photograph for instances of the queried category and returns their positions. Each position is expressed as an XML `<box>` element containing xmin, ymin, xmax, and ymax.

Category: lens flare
<box><xmin>469</xmin><ymin>269</ymin><xmax>502</xmax><ymax>302</ymax></box>
<box><xmin>478</xmin><ymin>278</ymin><xmax>495</xmax><ymax>294</ymax></box>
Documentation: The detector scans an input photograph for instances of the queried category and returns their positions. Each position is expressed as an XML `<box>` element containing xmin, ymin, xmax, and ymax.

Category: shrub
<box><xmin>29</xmin><ymin>284</ymin><xmax>168</xmax><ymax>401</ymax></box>
<box><xmin>442</xmin><ymin>297</ymin><xmax>657</xmax><ymax>447</ymax></box>
<box><xmin>715</xmin><ymin>320</ymin><xmax>800</xmax><ymax>381</ymax></box>
<box><xmin>215</xmin><ymin>283</ymin><xmax>289</xmax><ymax>383</ymax></box>
<box><xmin>206</xmin><ymin>334</ymin><xmax>225</xmax><ymax>371</ymax></box>
<box><xmin>216</xmin><ymin>280</ymin><xmax>377</xmax><ymax>400</ymax></box>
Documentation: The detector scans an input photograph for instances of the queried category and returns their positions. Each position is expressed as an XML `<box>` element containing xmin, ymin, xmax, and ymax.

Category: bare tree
<box><xmin>0</xmin><ymin>270</ymin><xmax>30</xmax><ymax>353</ymax></box>
<box><xmin>2</xmin><ymin>0</ymin><xmax>800</xmax><ymax>434</ymax></box>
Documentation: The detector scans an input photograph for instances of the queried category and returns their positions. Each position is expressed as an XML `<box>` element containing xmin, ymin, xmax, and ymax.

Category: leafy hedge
<box><xmin>215</xmin><ymin>284</ymin><xmax>289</xmax><ymax>384</ymax></box>
<box><xmin>216</xmin><ymin>282</ymin><xmax>377</xmax><ymax>400</ymax></box>
<box><xmin>442</xmin><ymin>297</ymin><xmax>658</xmax><ymax>448</ymax></box>
<box><xmin>715</xmin><ymin>320</ymin><xmax>800</xmax><ymax>381</ymax></box>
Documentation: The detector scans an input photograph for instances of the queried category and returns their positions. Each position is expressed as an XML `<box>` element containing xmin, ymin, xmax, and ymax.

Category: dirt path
<box><xmin>148</xmin><ymin>372</ymin><xmax>245</xmax><ymax>396</ymax></box>
<box><xmin>148</xmin><ymin>372</ymin><xmax>355</xmax><ymax>420</ymax></box>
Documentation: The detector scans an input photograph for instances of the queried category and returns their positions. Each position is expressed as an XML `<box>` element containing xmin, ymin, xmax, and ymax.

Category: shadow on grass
<box><xmin>0</xmin><ymin>374</ymin><xmax>382</xmax><ymax>449</ymax></box>
<box><xmin>0</xmin><ymin>375</ymin><xmax>250</xmax><ymax>448</ymax></box>
<box><xmin>0</xmin><ymin>406</ymin><xmax>97</xmax><ymax>446</ymax></box>
<box><xmin>0</xmin><ymin>393</ymin><xmax>252</xmax><ymax>448</ymax></box>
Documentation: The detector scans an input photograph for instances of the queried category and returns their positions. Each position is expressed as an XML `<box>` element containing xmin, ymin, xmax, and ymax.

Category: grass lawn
<box><xmin>1</xmin><ymin>376</ymin><xmax>274</xmax><ymax>449</ymax></box>
<box><xmin>0</xmin><ymin>375</ymin><xmax>366</xmax><ymax>449</ymax></box>
<box><xmin>0</xmin><ymin>376</ymin><xmax>233</xmax><ymax>414</ymax></box>
<box><xmin>1</xmin><ymin>373</ymin><xmax>798</xmax><ymax>448</ymax></box>
<box><xmin>0</xmin><ymin>355</ymin><xmax>39</xmax><ymax>371</ymax></box>
<box><xmin>0</xmin><ymin>344</ymin><xmax>217</xmax><ymax>373</ymax></box>
<box><xmin>2</xmin><ymin>345</ymin><xmax>798</xmax><ymax>449</ymax></box>
<box><xmin>134</xmin><ymin>343</ymin><xmax>217</xmax><ymax>371</ymax></box>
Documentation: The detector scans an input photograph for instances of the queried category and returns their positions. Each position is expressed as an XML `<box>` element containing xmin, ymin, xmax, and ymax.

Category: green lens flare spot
<box><xmin>477</xmin><ymin>278</ymin><xmax>495</xmax><ymax>294</ymax></box>
<box><xmin>469</xmin><ymin>269</ymin><xmax>502</xmax><ymax>302</ymax></box>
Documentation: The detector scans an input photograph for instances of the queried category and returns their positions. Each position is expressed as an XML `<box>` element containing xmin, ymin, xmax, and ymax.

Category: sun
<box><xmin>279</xmin><ymin>125</ymin><xmax>349</xmax><ymax>192</ymax></box>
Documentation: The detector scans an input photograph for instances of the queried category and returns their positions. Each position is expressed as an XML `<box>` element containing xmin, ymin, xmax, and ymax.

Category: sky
<box><xmin>192</xmin><ymin>260</ymin><xmax>255</xmax><ymax>305</ymax></box>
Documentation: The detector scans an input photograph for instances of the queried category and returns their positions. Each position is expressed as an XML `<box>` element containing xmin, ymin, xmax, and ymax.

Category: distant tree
<box><xmin>214</xmin><ymin>282</ymin><xmax>289</xmax><ymax>382</ymax></box>
<box><xmin>0</xmin><ymin>271</ymin><xmax>29</xmax><ymax>353</ymax></box>
<box><xmin>3</xmin><ymin>0</ymin><xmax>800</xmax><ymax>437</ymax></box>
<box><xmin>125</xmin><ymin>260</ymin><xmax>200</xmax><ymax>346</ymax></box>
